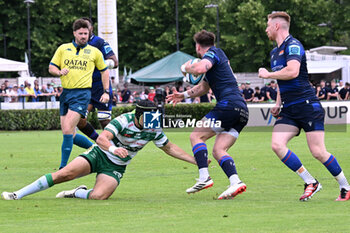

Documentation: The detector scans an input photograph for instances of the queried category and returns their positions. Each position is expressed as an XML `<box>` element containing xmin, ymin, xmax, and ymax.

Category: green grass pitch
<box><xmin>0</xmin><ymin>127</ymin><xmax>350</xmax><ymax>232</ymax></box>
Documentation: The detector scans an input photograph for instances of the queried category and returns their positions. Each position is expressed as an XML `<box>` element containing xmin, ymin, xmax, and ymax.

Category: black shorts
<box><xmin>275</xmin><ymin>100</ymin><xmax>324</xmax><ymax>132</ymax></box>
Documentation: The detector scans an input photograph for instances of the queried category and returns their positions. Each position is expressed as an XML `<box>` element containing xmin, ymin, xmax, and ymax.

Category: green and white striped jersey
<box><xmin>102</xmin><ymin>112</ymin><xmax>168</xmax><ymax>165</ymax></box>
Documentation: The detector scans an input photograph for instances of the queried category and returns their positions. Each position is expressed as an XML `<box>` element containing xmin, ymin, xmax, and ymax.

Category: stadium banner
<box><xmin>247</xmin><ymin>101</ymin><xmax>349</xmax><ymax>128</ymax></box>
<box><xmin>0</xmin><ymin>101</ymin><xmax>59</xmax><ymax>110</ymax></box>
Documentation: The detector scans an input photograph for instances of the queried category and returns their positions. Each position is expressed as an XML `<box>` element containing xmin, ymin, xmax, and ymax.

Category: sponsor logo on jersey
<box><xmin>63</xmin><ymin>59</ymin><xmax>88</xmax><ymax>71</ymax></box>
<box><xmin>104</xmin><ymin>45</ymin><xmax>112</xmax><ymax>54</ymax></box>
<box><xmin>279</xmin><ymin>50</ymin><xmax>284</xmax><ymax>56</ymax></box>
<box><xmin>84</xmin><ymin>49</ymin><xmax>91</xmax><ymax>54</ymax></box>
<box><xmin>289</xmin><ymin>45</ymin><xmax>301</xmax><ymax>55</ymax></box>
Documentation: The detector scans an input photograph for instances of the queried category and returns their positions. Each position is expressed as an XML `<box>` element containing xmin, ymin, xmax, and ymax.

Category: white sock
<box><xmin>335</xmin><ymin>171</ymin><xmax>350</xmax><ymax>190</ymax></box>
<box><xmin>75</xmin><ymin>188</ymin><xmax>92</xmax><ymax>199</ymax></box>
<box><xmin>198</xmin><ymin>168</ymin><xmax>209</xmax><ymax>181</ymax></box>
<box><xmin>296</xmin><ymin>166</ymin><xmax>316</xmax><ymax>184</ymax></box>
<box><xmin>229</xmin><ymin>174</ymin><xmax>241</xmax><ymax>186</ymax></box>
<box><xmin>14</xmin><ymin>175</ymin><xmax>50</xmax><ymax>199</ymax></box>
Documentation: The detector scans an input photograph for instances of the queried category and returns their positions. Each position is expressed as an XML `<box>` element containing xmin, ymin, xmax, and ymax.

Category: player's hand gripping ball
<box><xmin>183</xmin><ymin>59</ymin><xmax>206</xmax><ymax>85</ymax></box>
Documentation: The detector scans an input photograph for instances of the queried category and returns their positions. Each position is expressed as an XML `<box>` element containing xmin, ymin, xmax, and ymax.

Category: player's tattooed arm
<box><xmin>187</xmin><ymin>81</ymin><xmax>210</xmax><ymax>98</ymax></box>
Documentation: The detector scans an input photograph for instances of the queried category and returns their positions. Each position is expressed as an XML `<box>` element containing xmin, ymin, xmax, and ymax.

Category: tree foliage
<box><xmin>0</xmin><ymin>0</ymin><xmax>349</xmax><ymax>76</ymax></box>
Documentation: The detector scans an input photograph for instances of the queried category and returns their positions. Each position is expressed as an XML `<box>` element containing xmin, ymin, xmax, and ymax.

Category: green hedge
<box><xmin>0</xmin><ymin>103</ymin><xmax>215</xmax><ymax>130</ymax></box>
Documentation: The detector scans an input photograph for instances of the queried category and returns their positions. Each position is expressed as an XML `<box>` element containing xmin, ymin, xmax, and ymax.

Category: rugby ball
<box><xmin>184</xmin><ymin>59</ymin><xmax>206</xmax><ymax>85</ymax></box>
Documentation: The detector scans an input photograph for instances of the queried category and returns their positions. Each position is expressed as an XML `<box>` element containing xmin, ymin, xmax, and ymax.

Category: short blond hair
<box><xmin>268</xmin><ymin>11</ymin><xmax>290</xmax><ymax>28</ymax></box>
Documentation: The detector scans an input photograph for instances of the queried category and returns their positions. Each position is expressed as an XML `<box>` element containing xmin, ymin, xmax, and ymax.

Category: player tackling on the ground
<box><xmin>1</xmin><ymin>100</ymin><xmax>198</xmax><ymax>200</ymax></box>
<box><xmin>258</xmin><ymin>11</ymin><xmax>350</xmax><ymax>201</ymax></box>
<box><xmin>167</xmin><ymin>30</ymin><xmax>249</xmax><ymax>200</ymax></box>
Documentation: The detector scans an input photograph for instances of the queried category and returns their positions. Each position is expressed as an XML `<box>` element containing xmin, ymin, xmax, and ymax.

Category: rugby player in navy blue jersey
<box><xmin>258</xmin><ymin>11</ymin><xmax>350</xmax><ymax>201</ymax></box>
<box><xmin>167</xmin><ymin>30</ymin><xmax>249</xmax><ymax>200</ymax></box>
<box><xmin>77</xmin><ymin>17</ymin><xmax>118</xmax><ymax>142</ymax></box>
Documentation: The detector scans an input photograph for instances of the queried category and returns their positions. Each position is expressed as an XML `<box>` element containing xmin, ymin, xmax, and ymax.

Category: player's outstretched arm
<box><xmin>159</xmin><ymin>141</ymin><xmax>197</xmax><ymax>165</ymax></box>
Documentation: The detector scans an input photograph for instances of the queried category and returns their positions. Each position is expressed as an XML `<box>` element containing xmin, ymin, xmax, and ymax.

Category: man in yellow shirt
<box><xmin>24</xmin><ymin>83</ymin><xmax>35</xmax><ymax>102</ymax></box>
<box><xmin>49</xmin><ymin>18</ymin><xmax>109</xmax><ymax>169</ymax></box>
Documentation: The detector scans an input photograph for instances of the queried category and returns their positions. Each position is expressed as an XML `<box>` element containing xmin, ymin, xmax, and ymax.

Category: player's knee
<box><xmin>190</xmin><ymin>131</ymin><xmax>207</xmax><ymax>143</ymax></box>
<box><xmin>271</xmin><ymin>140</ymin><xmax>284</xmax><ymax>154</ymax></box>
<box><xmin>189</xmin><ymin>132</ymin><xmax>198</xmax><ymax>142</ymax></box>
<box><xmin>310</xmin><ymin>147</ymin><xmax>328</xmax><ymax>161</ymax></box>
<box><xmin>212</xmin><ymin>148</ymin><xmax>223</xmax><ymax>160</ymax></box>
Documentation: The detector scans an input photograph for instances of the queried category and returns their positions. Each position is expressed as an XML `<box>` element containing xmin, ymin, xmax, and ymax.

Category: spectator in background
<box><xmin>260</xmin><ymin>82</ymin><xmax>269</xmax><ymax>101</ymax></box>
<box><xmin>25</xmin><ymin>83</ymin><xmax>35</xmax><ymax>102</ymax></box>
<box><xmin>110</xmin><ymin>70</ymin><xmax>118</xmax><ymax>90</ymax></box>
<box><xmin>112</xmin><ymin>88</ymin><xmax>117</xmax><ymax>106</ymax></box>
<box><xmin>17</xmin><ymin>84</ymin><xmax>28</xmax><ymax>103</ymax></box>
<box><xmin>24</xmin><ymin>80</ymin><xmax>30</xmax><ymax>88</ymax></box>
<box><xmin>316</xmin><ymin>84</ymin><xmax>325</xmax><ymax>100</ymax></box>
<box><xmin>252</xmin><ymin>87</ymin><xmax>264</xmax><ymax>102</ymax></box>
<box><xmin>337</xmin><ymin>80</ymin><xmax>344</xmax><ymax>92</ymax></box>
<box><xmin>46</xmin><ymin>83</ymin><xmax>56</xmax><ymax>102</ymax></box>
<box><xmin>338</xmin><ymin>82</ymin><xmax>350</xmax><ymax>100</ymax></box>
<box><xmin>266</xmin><ymin>80</ymin><xmax>277</xmax><ymax>102</ymax></box>
<box><xmin>9</xmin><ymin>85</ymin><xmax>18</xmax><ymax>102</ymax></box>
<box><xmin>140</xmin><ymin>89</ymin><xmax>148</xmax><ymax>100</ymax></box>
<box><xmin>327</xmin><ymin>80</ymin><xmax>338</xmax><ymax>100</ymax></box>
<box><xmin>3</xmin><ymin>80</ymin><xmax>9</xmax><ymax>91</ymax></box>
<box><xmin>148</xmin><ymin>86</ymin><xmax>156</xmax><ymax>102</ymax></box>
<box><xmin>133</xmin><ymin>92</ymin><xmax>141</xmax><ymax>103</ymax></box>
<box><xmin>243</xmin><ymin>81</ymin><xmax>254</xmax><ymax>102</ymax></box>
<box><xmin>121</xmin><ymin>83</ymin><xmax>131</xmax><ymax>103</ymax></box>
<box><xmin>117</xmin><ymin>90</ymin><xmax>122</xmax><ymax>102</ymax></box>
<box><xmin>3</xmin><ymin>86</ymin><xmax>12</xmax><ymax>103</ymax></box>
<box><xmin>33</xmin><ymin>83</ymin><xmax>41</xmax><ymax>102</ymax></box>
<box><xmin>0</xmin><ymin>84</ymin><xmax>8</xmax><ymax>102</ymax></box>
<box><xmin>40</xmin><ymin>84</ymin><xmax>49</xmax><ymax>102</ymax></box>
<box><xmin>320</xmin><ymin>80</ymin><xmax>329</xmax><ymax>100</ymax></box>
<box><xmin>239</xmin><ymin>83</ymin><xmax>245</xmax><ymax>97</ymax></box>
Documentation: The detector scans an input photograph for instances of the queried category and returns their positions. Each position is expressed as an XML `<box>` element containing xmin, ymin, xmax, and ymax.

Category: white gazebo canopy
<box><xmin>0</xmin><ymin>57</ymin><xmax>30</xmax><ymax>77</ymax></box>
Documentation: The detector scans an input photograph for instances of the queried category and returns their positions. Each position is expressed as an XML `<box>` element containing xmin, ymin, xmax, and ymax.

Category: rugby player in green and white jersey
<box><xmin>1</xmin><ymin>100</ymin><xmax>197</xmax><ymax>200</ymax></box>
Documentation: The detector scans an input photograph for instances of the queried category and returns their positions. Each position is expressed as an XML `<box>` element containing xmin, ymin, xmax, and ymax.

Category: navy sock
<box><xmin>192</xmin><ymin>143</ymin><xmax>208</xmax><ymax>169</ymax></box>
<box><xmin>80</xmin><ymin>122</ymin><xmax>99</xmax><ymax>141</ymax></box>
<box><xmin>281</xmin><ymin>150</ymin><xmax>303</xmax><ymax>172</ymax></box>
<box><xmin>73</xmin><ymin>133</ymin><xmax>93</xmax><ymax>149</ymax></box>
<box><xmin>60</xmin><ymin>134</ymin><xmax>73</xmax><ymax>168</ymax></box>
<box><xmin>218</xmin><ymin>155</ymin><xmax>237</xmax><ymax>178</ymax></box>
<box><xmin>323</xmin><ymin>154</ymin><xmax>342</xmax><ymax>176</ymax></box>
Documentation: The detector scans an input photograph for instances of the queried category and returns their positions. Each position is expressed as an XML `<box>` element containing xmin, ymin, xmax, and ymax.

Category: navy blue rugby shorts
<box><xmin>275</xmin><ymin>100</ymin><xmax>325</xmax><ymax>132</ymax></box>
<box><xmin>90</xmin><ymin>81</ymin><xmax>113</xmax><ymax>111</ymax></box>
<box><xmin>60</xmin><ymin>88</ymin><xmax>91</xmax><ymax>117</ymax></box>
<box><xmin>205</xmin><ymin>104</ymin><xmax>249</xmax><ymax>134</ymax></box>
